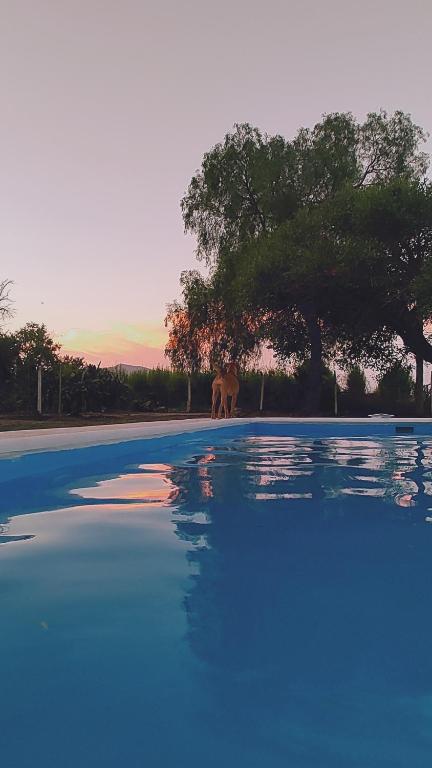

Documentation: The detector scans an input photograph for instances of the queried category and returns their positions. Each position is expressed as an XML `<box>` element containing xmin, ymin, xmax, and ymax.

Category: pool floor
<box><xmin>1</xmin><ymin>431</ymin><xmax>432</xmax><ymax>767</ymax></box>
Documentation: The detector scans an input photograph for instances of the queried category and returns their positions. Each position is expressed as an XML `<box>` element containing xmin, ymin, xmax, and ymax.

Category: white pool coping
<box><xmin>0</xmin><ymin>416</ymin><xmax>432</xmax><ymax>457</ymax></box>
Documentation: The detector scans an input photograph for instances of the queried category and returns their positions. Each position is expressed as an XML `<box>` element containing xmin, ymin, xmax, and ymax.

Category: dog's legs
<box><xmin>219</xmin><ymin>392</ymin><xmax>227</xmax><ymax>418</ymax></box>
<box><xmin>211</xmin><ymin>390</ymin><xmax>217</xmax><ymax>419</ymax></box>
<box><xmin>224</xmin><ymin>396</ymin><xmax>229</xmax><ymax>418</ymax></box>
<box><xmin>224</xmin><ymin>394</ymin><xmax>231</xmax><ymax>417</ymax></box>
<box><xmin>230</xmin><ymin>392</ymin><xmax>237</xmax><ymax>417</ymax></box>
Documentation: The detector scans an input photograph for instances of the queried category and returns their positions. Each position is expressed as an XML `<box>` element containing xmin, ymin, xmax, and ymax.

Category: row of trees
<box><xmin>0</xmin><ymin>318</ymin><xmax>422</xmax><ymax>416</ymax></box>
<box><xmin>0</xmin><ymin>323</ymin><xmax>129</xmax><ymax>414</ymax></box>
<box><xmin>165</xmin><ymin>109</ymin><xmax>432</xmax><ymax>415</ymax></box>
<box><xmin>128</xmin><ymin>362</ymin><xmax>423</xmax><ymax>416</ymax></box>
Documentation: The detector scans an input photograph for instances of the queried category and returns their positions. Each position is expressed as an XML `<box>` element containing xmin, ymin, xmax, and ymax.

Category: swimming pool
<box><xmin>2</xmin><ymin>421</ymin><xmax>432</xmax><ymax>767</ymax></box>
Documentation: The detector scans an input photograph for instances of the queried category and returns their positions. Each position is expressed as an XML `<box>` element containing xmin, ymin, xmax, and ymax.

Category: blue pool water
<box><xmin>2</xmin><ymin>425</ymin><xmax>432</xmax><ymax>767</ymax></box>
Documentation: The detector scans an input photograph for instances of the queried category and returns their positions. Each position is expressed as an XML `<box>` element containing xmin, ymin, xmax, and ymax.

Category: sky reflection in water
<box><xmin>1</xmin><ymin>435</ymin><xmax>432</xmax><ymax>767</ymax></box>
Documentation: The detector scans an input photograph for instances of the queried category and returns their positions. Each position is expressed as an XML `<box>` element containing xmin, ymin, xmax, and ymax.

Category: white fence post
<box><xmin>58</xmin><ymin>364</ymin><xmax>62</xmax><ymax>415</ymax></box>
<box><xmin>259</xmin><ymin>374</ymin><xmax>265</xmax><ymax>412</ymax></box>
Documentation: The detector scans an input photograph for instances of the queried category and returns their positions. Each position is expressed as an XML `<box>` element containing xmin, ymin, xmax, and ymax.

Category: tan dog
<box><xmin>219</xmin><ymin>362</ymin><xmax>240</xmax><ymax>418</ymax></box>
<box><xmin>211</xmin><ymin>366</ymin><xmax>224</xmax><ymax>419</ymax></box>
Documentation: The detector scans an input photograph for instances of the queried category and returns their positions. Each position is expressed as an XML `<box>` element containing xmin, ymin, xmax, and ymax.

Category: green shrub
<box><xmin>346</xmin><ymin>366</ymin><xmax>367</xmax><ymax>397</ymax></box>
<box><xmin>378</xmin><ymin>363</ymin><xmax>413</xmax><ymax>403</ymax></box>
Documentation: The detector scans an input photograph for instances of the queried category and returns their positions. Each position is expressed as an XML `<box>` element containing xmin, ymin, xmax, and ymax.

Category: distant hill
<box><xmin>109</xmin><ymin>363</ymin><xmax>150</xmax><ymax>375</ymax></box>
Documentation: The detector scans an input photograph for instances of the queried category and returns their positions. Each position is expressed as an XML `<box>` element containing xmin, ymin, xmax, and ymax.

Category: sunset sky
<box><xmin>1</xmin><ymin>0</ymin><xmax>432</xmax><ymax>367</ymax></box>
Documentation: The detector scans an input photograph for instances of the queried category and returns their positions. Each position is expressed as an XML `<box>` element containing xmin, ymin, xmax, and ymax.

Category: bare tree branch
<box><xmin>0</xmin><ymin>280</ymin><xmax>14</xmax><ymax>322</ymax></box>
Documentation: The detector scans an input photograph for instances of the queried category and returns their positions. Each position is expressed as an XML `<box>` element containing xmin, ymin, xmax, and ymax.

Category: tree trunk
<box><xmin>186</xmin><ymin>374</ymin><xmax>192</xmax><ymax>413</ymax></box>
<box><xmin>415</xmin><ymin>355</ymin><xmax>424</xmax><ymax>416</ymax></box>
<box><xmin>303</xmin><ymin>305</ymin><xmax>322</xmax><ymax>415</ymax></box>
<box><xmin>388</xmin><ymin>304</ymin><xmax>432</xmax><ymax>362</ymax></box>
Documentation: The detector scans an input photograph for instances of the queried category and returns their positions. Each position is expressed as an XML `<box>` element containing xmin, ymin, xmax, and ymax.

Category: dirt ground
<box><xmin>0</xmin><ymin>412</ymin><xmax>214</xmax><ymax>432</ymax></box>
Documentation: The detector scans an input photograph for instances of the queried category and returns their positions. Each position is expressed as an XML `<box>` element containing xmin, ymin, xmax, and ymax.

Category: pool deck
<box><xmin>1</xmin><ymin>416</ymin><xmax>432</xmax><ymax>457</ymax></box>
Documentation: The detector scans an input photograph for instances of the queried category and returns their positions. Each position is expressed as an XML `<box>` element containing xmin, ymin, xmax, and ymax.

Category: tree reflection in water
<box><xmin>170</xmin><ymin>436</ymin><xmax>432</xmax><ymax>755</ymax></box>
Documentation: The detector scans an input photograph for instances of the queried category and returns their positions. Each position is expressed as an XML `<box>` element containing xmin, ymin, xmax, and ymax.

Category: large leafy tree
<box><xmin>325</xmin><ymin>180</ymin><xmax>432</xmax><ymax>344</ymax></box>
<box><xmin>15</xmin><ymin>322</ymin><xmax>60</xmax><ymax>370</ymax></box>
<box><xmin>182</xmin><ymin>123</ymin><xmax>298</xmax><ymax>260</ymax></box>
<box><xmin>325</xmin><ymin>180</ymin><xmax>432</xmax><ymax>412</ymax></box>
<box><xmin>180</xmin><ymin>110</ymin><xmax>428</xmax><ymax>412</ymax></box>
<box><xmin>227</xmin><ymin>209</ymin><xmax>339</xmax><ymax>410</ymax></box>
<box><xmin>238</xmin><ymin>179</ymin><xmax>432</xmax><ymax>408</ymax></box>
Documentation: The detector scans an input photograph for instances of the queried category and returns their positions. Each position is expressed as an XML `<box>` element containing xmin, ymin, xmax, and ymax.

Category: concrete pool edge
<box><xmin>2</xmin><ymin>416</ymin><xmax>432</xmax><ymax>457</ymax></box>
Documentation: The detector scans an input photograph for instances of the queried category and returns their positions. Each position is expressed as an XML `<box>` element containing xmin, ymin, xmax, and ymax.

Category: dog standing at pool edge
<box><xmin>211</xmin><ymin>363</ymin><xmax>239</xmax><ymax>418</ymax></box>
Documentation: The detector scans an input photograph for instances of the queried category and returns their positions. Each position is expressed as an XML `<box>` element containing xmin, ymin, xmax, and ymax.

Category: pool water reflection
<box><xmin>2</xmin><ymin>435</ymin><xmax>432</xmax><ymax>767</ymax></box>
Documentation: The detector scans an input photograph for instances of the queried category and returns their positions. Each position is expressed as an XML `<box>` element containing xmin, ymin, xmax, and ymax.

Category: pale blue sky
<box><xmin>1</xmin><ymin>0</ymin><xmax>431</xmax><ymax>364</ymax></box>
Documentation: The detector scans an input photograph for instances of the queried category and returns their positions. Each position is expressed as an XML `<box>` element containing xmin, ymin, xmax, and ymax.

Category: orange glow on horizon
<box><xmin>57</xmin><ymin>323</ymin><xmax>168</xmax><ymax>368</ymax></box>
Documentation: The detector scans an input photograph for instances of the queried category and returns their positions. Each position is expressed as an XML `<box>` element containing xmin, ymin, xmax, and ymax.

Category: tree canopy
<box><xmin>173</xmin><ymin>109</ymin><xmax>431</xmax><ymax>412</ymax></box>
